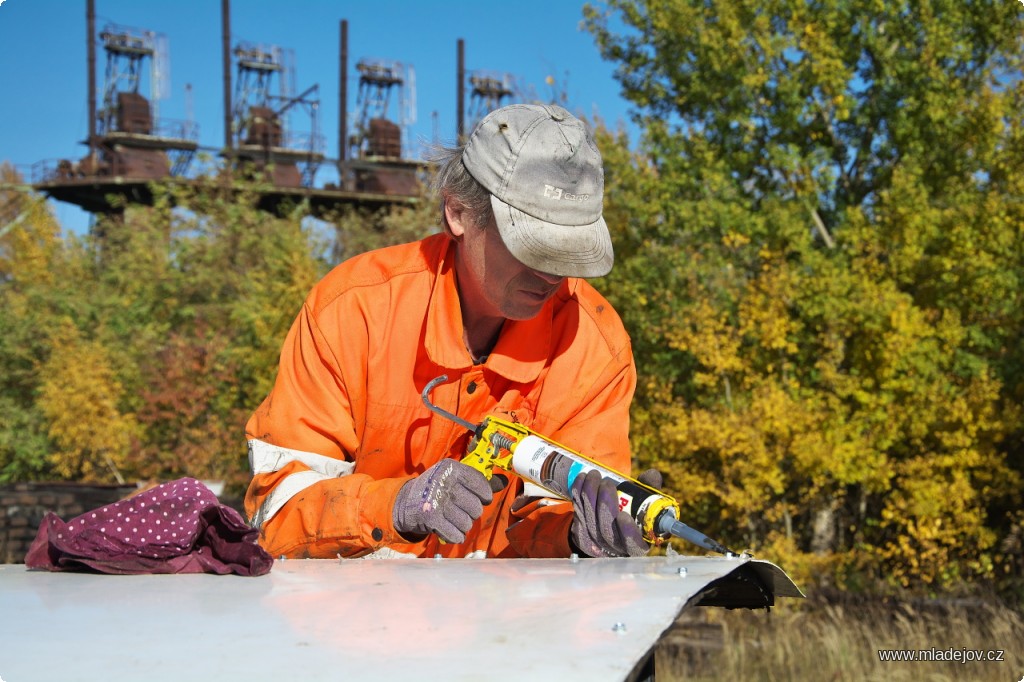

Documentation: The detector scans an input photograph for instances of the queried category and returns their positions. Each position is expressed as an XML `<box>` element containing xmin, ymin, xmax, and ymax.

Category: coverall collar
<box><xmin>425</xmin><ymin>237</ymin><xmax>556</xmax><ymax>384</ymax></box>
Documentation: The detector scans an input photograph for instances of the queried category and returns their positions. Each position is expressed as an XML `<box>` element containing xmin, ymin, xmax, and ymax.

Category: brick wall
<box><xmin>0</xmin><ymin>482</ymin><xmax>137</xmax><ymax>563</ymax></box>
<box><xmin>0</xmin><ymin>481</ymin><xmax>247</xmax><ymax>564</ymax></box>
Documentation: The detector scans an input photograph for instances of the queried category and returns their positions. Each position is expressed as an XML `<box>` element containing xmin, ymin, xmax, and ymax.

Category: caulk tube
<box><xmin>510</xmin><ymin>434</ymin><xmax>672</xmax><ymax>542</ymax></box>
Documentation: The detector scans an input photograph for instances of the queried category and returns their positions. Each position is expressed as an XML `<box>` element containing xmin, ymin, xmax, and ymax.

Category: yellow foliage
<box><xmin>722</xmin><ymin>231</ymin><xmax>750</xmax><ymax>249</ymax></box>
<box><xmin>36</xmin><ymin>319</ymin><xmax>137</xmax><ymax>482</ymax></box>
<box><xmin>0</xmin><ymin>189</ymin><xmax>62</xmax><ymax>287</ymax></box>
<box><xmin>664</xmin><ymin>298</ymin><xmax>744</xmax><ymax>377</ymax></box>
<box><xmin>738</xmin><ymin>261</ymin><xmax>801</xmax><ymax>355</ymax></box>
<box><xmin>754</xmin><ymin>532</ymin><xmax>843</xmax><ymax>593</ymax></box>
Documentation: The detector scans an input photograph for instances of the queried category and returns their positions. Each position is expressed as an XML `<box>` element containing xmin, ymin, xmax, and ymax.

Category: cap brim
<box><xmin>489</xmin><ymin>194</ymin><xmax>614</xmax><ymax>278</ymax></box>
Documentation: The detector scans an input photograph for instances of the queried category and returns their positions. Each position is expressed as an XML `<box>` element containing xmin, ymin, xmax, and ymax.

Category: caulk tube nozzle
<box><xmin>655</xmin><ymin>509</ymin><xmax>733</xmax><ymax>555</ymax></box>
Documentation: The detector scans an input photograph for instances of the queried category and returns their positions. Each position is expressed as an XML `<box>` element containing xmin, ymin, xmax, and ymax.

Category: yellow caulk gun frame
<box><xmin>421</xmin><ymin>375</ymin><xmax>735</xmax><ymax>555</ymax></box>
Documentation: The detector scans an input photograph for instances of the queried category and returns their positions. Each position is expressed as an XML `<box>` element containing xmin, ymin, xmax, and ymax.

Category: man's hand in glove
<box><xmin>569</xmin><ymin>468</ymin><xmax>663</xmax><ymax>558</ymax></box>
<box><xmin>392</xmin><ymin>459</ymin><xmax>493</xmax><ymax>544</ymax></box>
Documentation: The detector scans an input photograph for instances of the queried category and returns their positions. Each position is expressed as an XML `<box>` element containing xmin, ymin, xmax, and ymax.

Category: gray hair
<box><xmin>430</xmin><ymin>143</ymin><xmax>494</xmax><ymax>234</ymax></box>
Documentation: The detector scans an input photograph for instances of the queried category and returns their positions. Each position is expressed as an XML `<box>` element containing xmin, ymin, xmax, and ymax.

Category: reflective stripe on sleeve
<box><xmin>248</xmin><ymin>438</ymin><xmax>355</xmax><ymax>477</ymax></box>
<box><xmin>522</xmin><ymin>481</ymin><xmax>560</xmax><ymax>500</ymax></box>
<box><xmin>248</xmin><ymin>439</ymin><xmax>355</xmax><ymax>528</ymax></box>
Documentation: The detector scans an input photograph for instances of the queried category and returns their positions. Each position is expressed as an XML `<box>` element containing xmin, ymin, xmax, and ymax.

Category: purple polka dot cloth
<box><xmin>25</xmin><ymin>477</ymin><xmax>273</xmax><ymax>576</ymax></box>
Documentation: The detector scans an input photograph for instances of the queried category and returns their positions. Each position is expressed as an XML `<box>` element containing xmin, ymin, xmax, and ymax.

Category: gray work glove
<box><xmin>568</xmin><ymin>468</ymin><xmax>663</xmax><ymax>558</ymax></box>
<box><xmin>392</xmin><ymin>459</ymin><xmax>493</xmax><ymax>544</ymax></box>
<box><xmin>637</xmin><ymin>468</ymin><xmax>663</xmax><ymax>490</ymax></box>
<box><xmin>569</xmin><ymin>468</ymin><xmax>651</xmax><ymax>558</ymax></box>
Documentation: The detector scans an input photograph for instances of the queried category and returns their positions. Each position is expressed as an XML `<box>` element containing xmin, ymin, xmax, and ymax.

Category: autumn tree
<box><xmin>584</xmin><ymin>0</ymin><xmax>1024</xmax><ymax>589</ymax></box>
<box><xmin>37</xmin><ymin>318</ymin><xmax>137</xmax><ymax>482</ymax></box>
<box><xmin>108</xmin><ymin>183</ymin><xmax>332</xmax><ymax>490</ymax></box>
<box><xmin>0</xmin><ymin>167</ymin><xmax>333</xmax><ymax>492</ymax></box>
<box><xmin>0</xmin><ymin>164</ymin><xmax>66</xmax><ymax>481</ymax></box>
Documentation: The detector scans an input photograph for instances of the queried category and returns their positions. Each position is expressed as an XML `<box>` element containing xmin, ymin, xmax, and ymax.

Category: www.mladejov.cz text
<box><xmin>877</xmin><ymin>648</ymin><xmax>1005</xmax><ymax>663</ymax></box>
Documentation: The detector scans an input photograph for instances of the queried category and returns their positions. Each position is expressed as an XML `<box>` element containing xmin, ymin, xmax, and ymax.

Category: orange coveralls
<box><xmin>244</xmin><ymin>233</ymin><xmax>636</xmax><ymax>559</ymax></box>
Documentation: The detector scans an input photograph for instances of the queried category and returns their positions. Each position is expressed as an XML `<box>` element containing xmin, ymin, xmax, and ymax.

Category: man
<box><xmin>245</xmin><ymin>103</ymin><xmax>656</xmax><ymax>559</ymax></box>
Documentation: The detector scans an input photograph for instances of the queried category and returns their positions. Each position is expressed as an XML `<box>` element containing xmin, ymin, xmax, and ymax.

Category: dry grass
<box><xmin>656</xmin><ymin>591</ymin><xmax>1024</xmax><ymax>681</ymax></box>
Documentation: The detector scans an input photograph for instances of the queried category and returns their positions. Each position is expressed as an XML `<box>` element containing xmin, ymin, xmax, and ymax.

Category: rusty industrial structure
<box><xmin>343</xmin><ymin>58</ymin><xmax>420</xmax><ymax>197</ymax></box>
<box><xmin>229</xmin><ymin>42</ymin><xmax>322</xmax><ymax>190</ymax></box>
<box><xmin>467</xmin><ymin>72</ymin><xmax>516</xmax><ymax>131</ymax></box>
<box><xmin>34</xmin><ymin>17</ymin><xmax>200</xmax><ymax>212</ymax></box>
<box><xmin>28</xmin><ymin>0</ymin><xmax>512</xmax><ymax>221</ymax></box>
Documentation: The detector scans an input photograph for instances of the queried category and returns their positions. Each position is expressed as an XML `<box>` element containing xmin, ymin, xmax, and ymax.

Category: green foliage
<box><xmin>0</xmin><ymin>168</ymin><xmax>332</xmax><ymax>493</ymax></box>
<box><xmin>1</xmin><ymin>164</ymin><xmax>69</xmax><ymax>482</ymax></box>
<box><xmin>585</xmin><ymin>0</ymin><xmax>1024</xmax><ymax>592</ymax></box>
<box><xmin>0</xmin><ymin>396</ymin><xmax>50</xmax><ymax>482</ymax></box>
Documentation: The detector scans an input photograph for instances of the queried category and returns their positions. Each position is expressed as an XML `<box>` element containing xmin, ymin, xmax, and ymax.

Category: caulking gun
<box><xmin>422</xmin><ymin>375</ymin><xmax>735</xmax><ymax>555</ymax></box>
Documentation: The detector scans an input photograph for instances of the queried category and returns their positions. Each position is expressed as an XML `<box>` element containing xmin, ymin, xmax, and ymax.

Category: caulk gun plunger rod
<box><xmin>421</xmin><ymin>375</ymin><xmax>478</xmax><ymax>432</ymax></box>
<box><xmin>656</xmin><ymin>509</ymin><xmax>733</xmax><ymax>555</ymax></box>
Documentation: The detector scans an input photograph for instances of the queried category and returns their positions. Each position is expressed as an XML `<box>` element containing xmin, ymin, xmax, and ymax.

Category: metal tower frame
<box><xmin>467</xmin><ymin>70</ymin><xmax>515</xmax><ymax>129</ymax></box>
<box><xmin>97</xmin><ymin>23</ymin><xmax>167</xmax><ymax>136</ymax></box>
<box><xmin>231</xmin><ymin>42</ymin><xmax>294</xmax><ymax>146</ymax></box>
<box><xmin>351</xmin><ymin>58</ymin><xmax>416</xmax><ymax>159</ymax></box>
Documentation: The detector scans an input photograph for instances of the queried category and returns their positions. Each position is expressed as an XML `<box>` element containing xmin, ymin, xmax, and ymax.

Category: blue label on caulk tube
<box><xmin>566</xmin><ymin>460</ymin><xmax>586</xmax><ymax>490</ymax></box>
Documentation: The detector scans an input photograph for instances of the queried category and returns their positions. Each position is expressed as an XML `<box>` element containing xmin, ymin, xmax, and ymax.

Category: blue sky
<box><xmin>0</xmin><ymin>0</ymin><xmax>637</xmax><ymax>234</ymax></box>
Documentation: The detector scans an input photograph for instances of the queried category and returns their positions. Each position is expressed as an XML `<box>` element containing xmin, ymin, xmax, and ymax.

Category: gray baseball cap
<box><xmin>462</xmin><ymin>103</ymin><xmax>613</xmax><ymax>278</ymax></box>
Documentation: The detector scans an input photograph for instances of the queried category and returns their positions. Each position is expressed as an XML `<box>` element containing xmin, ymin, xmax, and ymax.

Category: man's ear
<box><xmin>444</xmin><ymin>199</ymin><xmax>468</xmax><ymax>239</ymax></box>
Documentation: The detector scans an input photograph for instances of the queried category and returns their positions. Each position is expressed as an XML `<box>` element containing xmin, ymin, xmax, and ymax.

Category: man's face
<box><xmin>454</xmin><ymin>210</ymin><xmax>565</xmax><ymax>322</ymax></box>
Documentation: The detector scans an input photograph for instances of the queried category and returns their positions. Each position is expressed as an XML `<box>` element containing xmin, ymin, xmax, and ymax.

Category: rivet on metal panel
<box><xmin>612</xmin><ymin>622</ymin><xmax>627</xmax><ymax>634</ymax></box>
